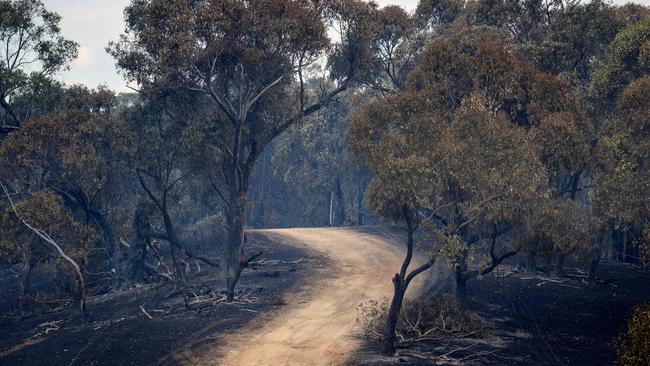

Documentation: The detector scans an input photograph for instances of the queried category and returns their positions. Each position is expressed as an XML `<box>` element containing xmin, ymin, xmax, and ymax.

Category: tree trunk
<box><xmin>170</xmin><ymin>244</ymin><xmax>185</xmax><ymax>284</ymax></box>
<box><xmin>73</xmin><ymin>268</ymin><xmax>88</xmax><ymax>323</ymax></box>
<box><xmin>161</xmin><ymin>208</ymin><xmax>185</xmax><ymax>284</ymax></box>
<box><xmin>19</xmin><ymin>254</ymin><xmax>35</xmax><ymax>309</ymax></box>
<box><xmin>328</xmin><ymin>190</ymin><xmax>334</xmax><ymax>226</ymax></box>
<box><xmin>128</xmin><ymin>206</ymin><xmax>150</xmax><ymax>283</ymax></box>
<box><xmin>454</xmin><ymin>268</ymin><xmax>469</xmax><ymax>310</ymax></box>
<box><xmin>454</xmin><ymin>245</ymin><xmax>471</xmax><ymax>310</ymax></box>
<box><xmin>552</xmin><ymin>252</ymin><xmax>566</xmax><ymax>277</ymax></box>
<box><xmin>90</xmin><ymin>211</ymin><xmax>118</xmax><ymax>270</ymax></box>
<box><xmin>544</xmin><ymin>255</ymin><xmax>552</xmax><ymax>274</ymax></box>
<box><xmin>253</xmin><ymin>152</ymin><xmax>269</xmax><ymax>228</ymax></box>
<box><xmin>622</xmin><ymin>230</ymin><xmax>628</xmax><ymax>262</ymax></box>
<box><xmin>380</xmin><ymin>210</ymin><xmax>431</xmax><ymax>356</ymax></box>
<box><xmin>224</xmin><ymin>202</ymin><xmax>245</xmax><ymax>302</ymax></box>
<box><xmin>605</xmin><ymin>222</ymin><xmax>613</xmax><ymax>260</ymax></box>
<box><xmin>526</xmin><ymin>253</ymin><xmax>537</xmax><ymax>273</ymax></box>
<box><xmin>588</xmin><ymin>247</ymin><xmax>602</xmax><ymax>282</ymax></box>
<box><xmin>381</xmin><ymin>275</ymin><xmax>406</xmax><ymax>356</ymax></box>
<box><xmin>334</xmin><ymin>176</ymin><xmax>345</xmax><ymax>226</ymax></box>
<box><xmin>356</xmin><ymin>180</ymin><xmax>364</xmax><ymax>226</ymax></box>
<box><xmin>257</xmin><ymin>183</ymin><xmax>266</xmax><ymax>228</ymax></box>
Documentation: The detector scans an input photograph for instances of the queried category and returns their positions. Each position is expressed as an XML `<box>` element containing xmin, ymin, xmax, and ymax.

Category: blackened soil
<box><xmin>470</xmin><ymin>263</ymin><xmax>650</xmax><ymax>365</ymax></box>
<box><xmin>0</xmin><ymin>231</ymin><xmax>325</xmax><ymax>366</ymax></box>
<box><xmin>352</xmin><ymin>262</ymin><xmax>650</xmax><ymax>366</ymax></box>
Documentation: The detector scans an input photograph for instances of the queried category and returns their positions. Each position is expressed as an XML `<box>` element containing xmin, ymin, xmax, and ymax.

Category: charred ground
<box><xmin>0</xmin><ymin>231</ymin><xmax>325</xmax><ymax>365</ymax></box>
<box><xmin>352</xmin><ymin>261</ymin><xmax>650</xmax><ymax>365</ymax></box>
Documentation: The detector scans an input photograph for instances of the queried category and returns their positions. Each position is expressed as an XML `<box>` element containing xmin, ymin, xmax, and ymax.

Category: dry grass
<box><xmin>352</xmin><ymin>296</ymin><xmax>525</xmax><ymax>364</ymax></box>
<box><xmin>353</xmin><ymin>295</ymin><xmax>486</xmax><ymax>345</ymax></box>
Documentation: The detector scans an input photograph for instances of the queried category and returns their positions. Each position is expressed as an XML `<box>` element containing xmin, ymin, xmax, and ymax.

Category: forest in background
<box><xmin>2</xmin><ymin>0</ymin><xmax>650</xmax><ymax>364</ymax></box>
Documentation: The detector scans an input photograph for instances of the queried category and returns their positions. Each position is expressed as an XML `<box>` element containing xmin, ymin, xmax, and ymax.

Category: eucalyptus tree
<box><xmin>269</xmin><ymin>91</ymin><xmax>363</xmax><ymax>227</ymax></box>
<box><xmin>109</xmin><ymin>0</ymin><xmax>378</xmax><ymax>300</ymax></box>
<box><xmin>122</xmin><ymin>88</ymin><xmax>225</xmax><ymax>283</ymax></box>
<box><xmin>350</xmin><ymin>33</ymin><xmax>595</xmax><ymax>355</ymax></box>
<box><xmin>591</xmin><ymin>20</ymin><xmax>650</xmax><ymax>262</ymax></box>
<box><xmin>0</xmin><ymin>189</ymin><xmax>96</xmax><ymax>318</ymax></box>
<box><xmin>415</xmin><ymin>0</ymin><xmax>463</xmax><ymax>30</ymax></box>
<box><xmin>365</xmin><ymin>5</ymin><xmax>419</xmax><ymax>93</ymax></box>
<box><xmin>481</xmin><ymin>1</ymin><xmax>650</xmax><ymax>273</ymax></box>
<box><xmin>0</xmin><ymin>0</ymin><xmax>78</xmax><ymax>134</ymax></box>
<box><xmin>122</xmin><ymin>90</ymin><xmax>195</xmax><ymax>283</ymax></box>
<box><xmin>0</xmin><ymin>87</ymin><xmax>132</xmax><ymax>277</ymax></box>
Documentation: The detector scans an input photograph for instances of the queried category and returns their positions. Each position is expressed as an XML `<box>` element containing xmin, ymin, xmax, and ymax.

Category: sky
<box><xmin>44</xmin><ymin>0</ymin><xmax>650</xmax><ymax>93</ymax></box>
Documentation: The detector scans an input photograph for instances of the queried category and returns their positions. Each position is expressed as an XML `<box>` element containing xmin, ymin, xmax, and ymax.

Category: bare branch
<box><xmin>1</xmin><ymin>183</ymin><xmax>87</xmax><ymax>321</ymax></box>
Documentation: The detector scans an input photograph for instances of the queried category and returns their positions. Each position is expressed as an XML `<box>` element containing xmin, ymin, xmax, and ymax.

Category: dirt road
<box><xmin>189</xmin><ymin>227</ymin><xmax>436</xmax><ymax>366</ymax></box>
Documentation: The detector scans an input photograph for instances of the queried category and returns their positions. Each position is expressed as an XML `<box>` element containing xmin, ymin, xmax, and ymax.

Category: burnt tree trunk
<box><xmin>526</xmin><ymin>253</ymin><xmax>537</xmax><ymax>273</ymax></box>
<box><xmin>89</xmin><ymin>210</ymin><xmax>117</xmax><ymax>270</ymax></box>
<box><xmin>328</xmin><ymin>190</ymin><xmax>334</xmax><ymax>226</ymax></box>
<box><xmin>552</xmin><ymin>252</ymin><xmax>566</xmax><ymax>277</ymax></box>
<box><xmin>19</xmin><ymin>251</ymin><xmax>35</xmax><ymax>308</ymax></box>
<box><xmin>381</xmin><ymin>275</ymin><xmax>406</xmax><ymax>356</ymax></box>
<box><xmin>160</xmin><ymin>205</ymin><xmax>186</xmax><ymax>284</ymax></box>
<box><xmin>544</xmin><ymin>255</ymin><xmax>553</xmax><ymax>274</ymax></box>
<box><xmin>381</xmin><ymin>208</ymin><xmax>435</xmax><ymax>356</ymax></box>
<box><xmin>128</xmin><ymin>205</ymin><xmax>150</xmax><ymax>283</ymax></box>
<box><xmin>588</xmin><ymin>247</ymin><xmax>602</xmax><ymax>282</ymax></box>
<box><xmin>453</xmin><ymin>245</ymin><xmax>471</xmax><ymax>310</ymax></box>
<box><xmin>334</xmin><ymin>176</ymin><xmax>345</xmax><ymax>226</ymax></box>
<box><xmin>224</xmin><ymin>199</ymin><xmax>246</xmax><ymax>302</ymax></box>
<box><xmin>73</xmin><ymin>266</ymin><xmax>88</xmax><ymax>324</ymax></box>
<box><xmin>453</xmin><ymin>228</ymin><xmax>516</xmax><ymax>310</ymax></box>
<box><xmin>169</xmin><ymin>242</ymin><xmax>185</xmax><ymax>284</ymax></box>
<box><xmin>605</xmin><ymin>222</ymin><xmax>613</xmax><ymax>260</ymax></box>
<box><xmin>454</xmin><ymin>266</ymin><xmax>469</xmax><ymax>310</ymax></box>
<box><xmin>621</xmin><ymin>229</ymin><xmax>627</xmax><ymax>263</ymax></box>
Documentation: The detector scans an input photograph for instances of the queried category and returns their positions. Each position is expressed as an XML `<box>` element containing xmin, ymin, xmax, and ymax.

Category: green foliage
<box><xmin>516</xmin><ymin>197</ymin><xmax>603</xmax><ymax>257</ymax></box>
<box><xmin>0</xmin><ymin>189</ymin><xmax>97</xmax><ymax>266</ymax></box>
<box><xmin>121</xmin><ymin>89</ymin><xmax>217</xmax><ymax>237</ymax></box>
<box><xmin>0</xmin><ymin>0</ymin><xmax>78</xmax><ymax>129</ymax></box>
<box><xmin>0</xmin><ymin>106</ymin><xmax>130</xmax><ymax>198</ymax></box>
<box><xmin>0</xmin><ymin>91</ymin><xmax>133</xmax><ymax>278</ymax></box>
<box><xmin>617</xmin><ymin>303</ymin><xmax>650</xmax><ymax>366</ymax></box>
<box><xmin>590</xmin><ymin>20</ymin><xmax>650</xmax><ymax>111</ymax></box>
<box><xmin>109</xmin><ymin>0</ymin><xmax>381</xmax><ymax>300</ymax></box>
<box><xmin>352</xmin><ymin>34</ymin><xmax>585</xmax><ymax>220</ymax></box>
<box><xmin>415</xmin><ymin>0</ymin><xmax>463</xmax><ymax>30</ymax></box>
<box><xmin>110</xmin><ymin>0</ymin><xmax>329</xmax><ymax>89</ymax></box>
<box><xmin>270</xmin><ymin>93</ymin><xmax>356</xmax><ymax>222</ymax></box>
<box><xmin>524</xmin><ymin>0</ymin><xmax>622</xmax><ymax>85</ymax></box>
<box><xmin>592</xmin><ymin>20</ymin><xmax>650</xmax><ymax>260</ymax></box>
<box><xmin>350</xmin><ymin>29</ymin><xmax>598</xmax><ymax>292</ymax></box>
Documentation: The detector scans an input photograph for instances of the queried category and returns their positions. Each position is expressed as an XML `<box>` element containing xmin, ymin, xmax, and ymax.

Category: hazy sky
<box><xmin>43</xmin><ymin>0</ymin><xmax>650</xmax><ymax>93</ymax></box>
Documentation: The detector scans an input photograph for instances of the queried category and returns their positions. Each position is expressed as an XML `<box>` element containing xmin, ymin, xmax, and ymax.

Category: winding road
<box><xmin>188</xmin><ymin>227</ymin><xmax>438</xmax><ymax>366</ymax></box>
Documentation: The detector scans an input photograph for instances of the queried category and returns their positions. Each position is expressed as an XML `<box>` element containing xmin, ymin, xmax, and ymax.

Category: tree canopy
<box><xmin>0</xmin><ymin>0</ymin><xmax>78</xmax><ymax>133</ymax></box>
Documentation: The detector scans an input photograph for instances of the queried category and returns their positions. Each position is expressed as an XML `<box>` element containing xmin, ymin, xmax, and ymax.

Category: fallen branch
<box><xmin>521</xmin><ymin>276</ymin><xmax>567</xmax><ymax>283</ymax></box>
<box><xmin>139</xmin><ymin>305</ymin><xmax>153</xmax><ymax>319</ymax></box>
<box><xmin>398</xmin><ymin>342</ymin><xmax>514</xmax><ymax>364</ymax></box>
<box><xmin>239</xmin><ymin>308</ymin><xmax>258</xmax><ymax>313</ymax></box>
<box><xmin>249</xmin><ymin>257</ymin><xmax>316</xmax><ymax>268</ymax></box>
